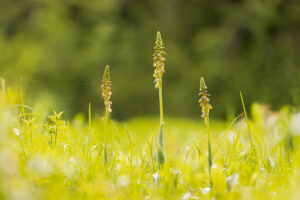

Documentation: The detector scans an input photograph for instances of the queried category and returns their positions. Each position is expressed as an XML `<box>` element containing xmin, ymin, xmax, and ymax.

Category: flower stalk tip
<box><xmin>153</xmin><ymin>31</ymin><xmax>166</xmax><ymax>89</ymax></box>
<box><xmin>101</xmin><ymin>65</ymin><xmax>112</xmax><ymax>115</ymax></box>
<box><xmin>199</xmin><ymin>77</ymin><xmax>212</xmax><ymax>123</ymax></box>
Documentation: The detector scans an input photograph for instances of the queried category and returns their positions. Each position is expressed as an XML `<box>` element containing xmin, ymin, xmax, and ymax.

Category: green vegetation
<box><xmin>1</xmin><ymin>0</ymin><xmax>299</xmax><ymax>119</ymax></box>
<box><xmin>199</xmin><ymin>77</ymin><xmax>213</xmax><ymax>188</ymax></box>
<box><xmin>0</xmin><ymin>86</ymin><xmax>300</xmax><ymax>199</ymax></box>
<box><xmin>101</xmin><ymin>65</ymin><xmax>112</xmax><ymax>165</ymax></box>
<box><xmin>0</xmin><ymin>30</ymin><xmax>299</xmax><ymax>199</ymax></box>
<box><xmin>153</xmin><ymin>31</ymin><xmax>166</xmax><ymax>166</ymax></box>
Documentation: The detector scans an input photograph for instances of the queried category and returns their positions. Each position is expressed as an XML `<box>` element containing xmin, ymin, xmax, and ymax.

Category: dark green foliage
<box><xmin>0</xmin><ymin>0</ymin><xmax>300</xmax><ymax>119</ymax></box>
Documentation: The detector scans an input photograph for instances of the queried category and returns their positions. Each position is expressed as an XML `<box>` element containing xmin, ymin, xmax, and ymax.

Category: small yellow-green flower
<box><xmin>153</xmin><ymin>31</ymin><xmax>166</xmax><ymax>89</ymax></box>
<box><xmin>199</xmin><ymin>77</ymin><xmax>212</xmax><ymax>123</ymax></box>
<box><xmin>101</xmin><ymin>65</ymin><xmax>112</xmax><ymax>113</ymax></box>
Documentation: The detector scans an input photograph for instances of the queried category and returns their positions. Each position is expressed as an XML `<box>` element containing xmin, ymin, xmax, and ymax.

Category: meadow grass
<box><xmin>0</xmin><ymin>31</ymin><xmax>299</xmax><ymax>200</ymax></box>
<box><xmin>0</xmin><ymin>87</ymin><xmax>299</xmax><ymax>200</ymax></box>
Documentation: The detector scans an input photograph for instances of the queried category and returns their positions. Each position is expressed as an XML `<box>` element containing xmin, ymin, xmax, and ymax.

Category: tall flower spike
<box><xmin>199</xmin><ymin>77</ymin><xmax>212</xmax><ymax>124</ymax></box>
<box><xmin>153</xmin><ymin>31</ymin><xmax>166</xmax><ymax>89</ymax></box>
<box><xmin>101</xmin><ymin>65</ymin><xmax>112</xmax><ymax>114</ymax></box>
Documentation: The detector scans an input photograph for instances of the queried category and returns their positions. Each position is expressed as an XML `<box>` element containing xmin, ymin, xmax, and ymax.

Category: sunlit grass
<box><xmin>0</xmin><ymin>30</ymin><xmax>299</xmax><ymax>200</ymax></box>
<box><xmin>0</xmin><ymin>90</ymin><xmax>299</xmax><ymax>199</ymax></box>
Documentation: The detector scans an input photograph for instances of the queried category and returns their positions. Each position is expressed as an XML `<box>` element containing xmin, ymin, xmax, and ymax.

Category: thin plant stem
<box><xmin>55</xmin><ymin>120</ymin><xmax>58</xmax><ymax>148</ymax></box>
<box><xmin>158</xmin><ymin>84</ymin><xmax>165</xmax><ymax>166</ymax></box>
<box><xmin>87</xmin><ymin>103</ymin><xmax>92</xmax><ymax>160</ymax></box>
<box><xmin>206</xmin><ymin>117</ymin><xmax>213</xmax><ymax>188</ymax></box>
<box><xmin>105</xmin><ymin>108</ymin><xmax>109</xmax><ymax>145</ymax></box>
<box><xmin>148</xmin><ymin>132</ymin><xmax>156</xmax><ymax>172</ymax></box>
<box><xmin>89</xmin><ymin>103</ymin><xmax>92</xmax><ymax>128</ymax></box>
<box><xmin>159</xmin><ymin>85</ymin><xmax>164</xmax><ymax>125</ymax></box>
<box><xmin>30</xmin><ymin>124</ymin><xmax>33</xmax><ymax>148</ymax></box>
<box><xmin>124</xmin><ymin>124</ymin><xmax>133</xmax><ymax>167</ymax></box>
<box><xmin>103</xmin><ymin>108</ymin><xmax>109</xmax><ymax>165</ymax></box>
<box><xmin>50</xmin><ymin>132</ymin><xmax>53</xmax><ymax>149</ymax></box>
<box><xmin>240</xmin><ymin>91</ymin><xmax>255</xmax><ymax>157</ymax></box>
<box><xmin>158</xmin><ymin>84</ymin><xmax>164</xmax><ymax>152</ymax></box>
<box><xmin>20</xmin><ymin>77</ymin><xmax>26</xmax><ymax>121</ymax></box>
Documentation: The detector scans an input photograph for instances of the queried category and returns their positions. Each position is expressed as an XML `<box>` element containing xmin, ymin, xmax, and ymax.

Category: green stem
<box><xmin>103</xmin><ymin>108</ymin><xmax>109</xmax><ymax>164</ymax></box>
<box><xmin>20</xmin><ymin>78</ymin><xmax>26</xmax><ymax>121</ymax></box>
<box><xmin>30</xmin><ymin>124</ymin><xmax>33</xmax><ymax>148</ymax></box>
<box><xmin>240</xmin><ymin>92</ymin><xmax>255</xmax><ymax>157</ymax></box>
<box><xmin>206</xmin><ymin>117</ymin><xmax>213</xmax><ymax>188</ymax></box>
<box><xmin>87</xmin><ymin>103</ymin><xmax>92</xmax><ymax>159</ymax></box>
<box><xmin>50</xmin><ymin>132</ymin><xmax>53</xmax><ymax>148</ymax></box>
<box><xmin>55</xmin><ymin>119</ymin><xmax>58</xmax><ymax>148</ymax></box>
<box><xmin>104</xmin><ymin>109</ymin><xmax>109</xmax><ymax>145</ymax></box>
<box><xmin>159</xmin><ymin>85</ymin><xmax>164</xmax><ymax>125</ymax></box>
<box><xmin>157</xmin><ymin>84</ymin><xmax>165</xmax><ymax>166</ymax></box>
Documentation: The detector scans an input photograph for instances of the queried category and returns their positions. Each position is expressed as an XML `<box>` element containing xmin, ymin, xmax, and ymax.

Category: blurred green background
<box><xmin>0</xmin><ymin>0</ymin><xmax>299</xmax><ymax>120</ymax></box>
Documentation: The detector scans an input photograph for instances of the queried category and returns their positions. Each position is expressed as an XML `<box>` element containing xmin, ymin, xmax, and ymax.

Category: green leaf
<box><xmin>157</xmin><ymin>124</ymin><xmax>165</xmax><ymax>165</ymax></box>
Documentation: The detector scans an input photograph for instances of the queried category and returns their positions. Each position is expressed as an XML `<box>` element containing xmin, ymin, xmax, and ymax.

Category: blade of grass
<box><xmin>240</xmin><ymin>91</ymin><xmax>256</xmax><ymax>158</ymax></box>
<box><xmin>124</xmin><ymin>123</ymin><xmax>133</xmax><ymax>167</ymax></box>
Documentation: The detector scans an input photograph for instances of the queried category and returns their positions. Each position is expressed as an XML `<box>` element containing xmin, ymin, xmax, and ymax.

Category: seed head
<box><xmin>153</xmin><ymin>31</ymin><xmax>166</xmax><ymax>88</ymax></box>
<box><xmin>199</xmin><ymin>77</ymin><xmax>212</xmax><ymax>122</ymax></box>
<box><xmin>101</xmin><ymin>65</ymin><xmax>112</xmax><ymax>113</ymax></box>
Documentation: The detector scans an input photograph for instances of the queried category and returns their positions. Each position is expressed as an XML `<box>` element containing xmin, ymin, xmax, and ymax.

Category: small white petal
<box><xmin>181</xmin><ymin>192</ymin><xmax>199</xmax><ymax>200</ymax></box>
<box><xmin>200</xmin><ymin>187</ymin><xmax>211</xmax><ymax>194</ymax></box>
<box><xmin>226</xmin><ymin>173</ymin><xmax>239</xmax><ymax>190</ymax></box>
<box><xmin>13</xmin><ymin>128</ymin><xmax>20</xmax><ymax>136</ymax></box>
